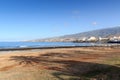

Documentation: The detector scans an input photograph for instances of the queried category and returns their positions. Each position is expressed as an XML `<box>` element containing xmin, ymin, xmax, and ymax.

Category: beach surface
<box><xmin>0</xmin><ymin>47</ymin><xmax>120</xmax><ymax>80</ymax></box>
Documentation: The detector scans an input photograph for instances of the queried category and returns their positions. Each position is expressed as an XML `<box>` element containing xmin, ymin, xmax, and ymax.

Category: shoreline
<box><xmin>0</xmin><ymin>44</ymin><xmax>120</xmax><ymax>51</ymax></box>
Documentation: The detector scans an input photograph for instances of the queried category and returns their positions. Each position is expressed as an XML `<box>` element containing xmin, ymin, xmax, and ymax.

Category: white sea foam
<box><xmin>19</xmin><ymin>45</ymin><xmax>28</xmax><ymax>48</ymax></box>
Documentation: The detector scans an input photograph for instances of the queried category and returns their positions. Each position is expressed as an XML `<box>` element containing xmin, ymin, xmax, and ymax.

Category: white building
<box><xmin>87</xmin><ymin>36</ymin><xmax>98</xmax><ymax>42</ymax></box>
<box><xmin>110</xmin><ymin>36</ymin><xmax>120</xmax><ymax>41</ymax></box>
<box><xmin>82</xmin><ymin>37</ymin><xmax>87</xmax><ymax>41</ymax></box>
<box><xmin>99</xmin><ymin>37</ymin><xmax>109</xmax><ymax>41</ymax></box>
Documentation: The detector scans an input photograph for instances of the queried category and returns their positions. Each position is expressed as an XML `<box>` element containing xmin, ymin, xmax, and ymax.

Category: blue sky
<box><xmin>0</xmin><ymin>0</ymin><xmax>120</xmax><ymax>41</ymax></box>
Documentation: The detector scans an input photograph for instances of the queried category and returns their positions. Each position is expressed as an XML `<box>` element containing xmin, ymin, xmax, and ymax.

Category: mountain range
<box><xmin>29</xmin><ymin>26</ymin><xmax>120</xmax><ymax>42</ymax></box>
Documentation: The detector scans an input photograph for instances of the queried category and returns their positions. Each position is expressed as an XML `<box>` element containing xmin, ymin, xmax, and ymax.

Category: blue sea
<box><xmin>0</xmin><ymin>42</ymin><xmax>96</xmax><ymax>49</ymax></box>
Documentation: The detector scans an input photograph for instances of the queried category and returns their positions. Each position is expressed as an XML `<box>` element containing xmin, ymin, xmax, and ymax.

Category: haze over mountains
<box><xmin>30</xmin><ymin>26</ymin><xmax>120</xmax><ymax>42</ymax></box>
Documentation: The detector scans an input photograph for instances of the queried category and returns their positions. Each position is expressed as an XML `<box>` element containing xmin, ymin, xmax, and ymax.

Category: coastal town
<box><xmin>35</xmin><ymin>36</ymin><xmax>120</xmax><ymax>43</ymax></box>
<box><xmin>73</xmin><ymin>36</ymin><xmax>120</xmax><ymax>43</ymax></box>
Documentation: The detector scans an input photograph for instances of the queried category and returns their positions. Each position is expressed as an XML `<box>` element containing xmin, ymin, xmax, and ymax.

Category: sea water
<box><xmin>0</xmin><ymin>42</ymin><xmax>95</xmax><ymax>49</ymax></box>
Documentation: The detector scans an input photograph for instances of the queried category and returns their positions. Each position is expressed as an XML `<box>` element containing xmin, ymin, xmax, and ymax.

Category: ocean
<box><xmin>0</xmin><ymin>42</ymin><xmax>96</xmax><ymax>49</ymax></box>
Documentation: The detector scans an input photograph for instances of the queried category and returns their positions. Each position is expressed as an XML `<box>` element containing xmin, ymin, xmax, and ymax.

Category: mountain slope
<box><xmin>30</xmin><ymin>26</ymin><xmax>120</xmax><ymax>42</ymax></box>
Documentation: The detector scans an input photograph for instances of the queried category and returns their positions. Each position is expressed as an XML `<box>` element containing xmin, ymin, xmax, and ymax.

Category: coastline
<box><xmin>0</xmin><ymin>44</ymin><xmax>120</xmax><ymax>51</ymax></box>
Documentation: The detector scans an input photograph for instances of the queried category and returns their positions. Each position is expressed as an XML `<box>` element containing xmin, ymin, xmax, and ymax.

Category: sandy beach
<box><xmin>0</xmin><ymin>47</ymin><xmax>120</xmax><ymax>80</ymax></box>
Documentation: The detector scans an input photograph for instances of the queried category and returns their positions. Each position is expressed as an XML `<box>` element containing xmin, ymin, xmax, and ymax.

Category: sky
<box><xmin>0</xmin><ymin>0</ymin><xmax>120</xmax><ymax>41</ymax></box>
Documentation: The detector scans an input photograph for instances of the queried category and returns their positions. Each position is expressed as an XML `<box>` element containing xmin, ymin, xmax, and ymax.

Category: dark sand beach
<box><xmin>0</xmin><ymin>47</ymin><xmax>120</xmax><ymax>80</ymax></box>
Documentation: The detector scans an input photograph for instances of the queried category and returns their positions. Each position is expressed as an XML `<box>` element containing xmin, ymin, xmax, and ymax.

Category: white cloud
<box><xmin>92</xmin><ymin>22</ymin><xmax>97</xmax><ymax>25</ymax></box>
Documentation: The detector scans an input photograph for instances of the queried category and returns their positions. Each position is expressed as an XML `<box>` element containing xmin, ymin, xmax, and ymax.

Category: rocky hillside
<box><xmin>29</xmin><ymin>26</ymin><xmax>120</xmax><ymax>42</ymax></box>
